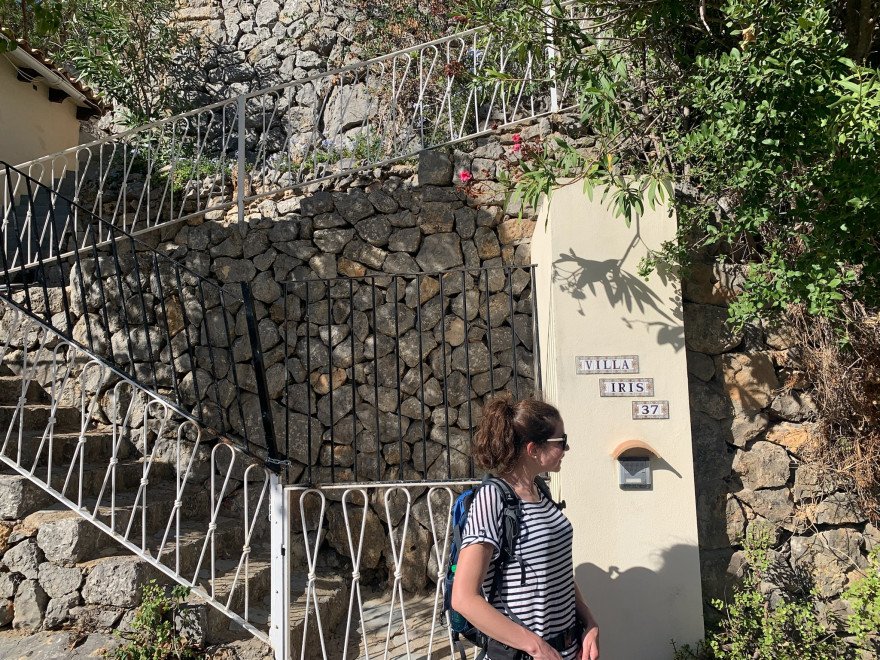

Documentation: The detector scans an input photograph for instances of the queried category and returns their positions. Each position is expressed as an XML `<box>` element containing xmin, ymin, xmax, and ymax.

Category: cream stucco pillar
<box><xmin>532</xmin><ymin>185</ymin><xmax>704</xmax><ymax>658</ymax></box>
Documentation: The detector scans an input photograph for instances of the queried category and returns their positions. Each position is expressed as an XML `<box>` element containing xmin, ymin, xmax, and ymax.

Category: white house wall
<box><xmin>533</xmin><ymin>184</ymin><xmax>704</xmax><ymax>659</ymax></box>
<box><xmin>0</xmin><ymin>55</ymin><xmax>81</xmax><ymax>172</ymax></box>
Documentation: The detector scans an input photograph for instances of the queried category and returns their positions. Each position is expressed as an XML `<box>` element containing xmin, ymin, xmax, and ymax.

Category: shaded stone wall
<box><xmin>2</xmin><ymin>129</ymin><xmax>546</xmax><ymax>596</ymax></box>
<box><xmin>175</xmin><ymin>0</ymin><xmax>374</xmax><ymax>106</ymax></box>
<box><xmin>683</xmin><ymin>263</ymin><xmax>879</xmax><ymax>620</ymax></box>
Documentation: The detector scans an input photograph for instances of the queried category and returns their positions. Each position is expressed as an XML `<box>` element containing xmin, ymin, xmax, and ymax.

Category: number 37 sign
<box><xmin>632</xmin><ymin>400</ymin><xmax>669</xmax><ymax>420</ymax></box>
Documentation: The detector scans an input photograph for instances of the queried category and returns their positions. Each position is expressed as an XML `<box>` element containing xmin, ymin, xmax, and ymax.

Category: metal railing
<box><xmin>281</xmin><ymin>264</ymin><xmax>542</xmax><ymax>485</ymax></box>
<box><xmin>2</xmin><ymin>13</ymin><xmax>581</xmax><ymax>253</ymax></box>
<box><xmin>284</xmin><ymin>482</ymin><xmax>478</xmax><ymax>660</ymax></box>
<box><xmin>0</xmin><ymin>301</ymin><xmax>275</xmax><ymax>642</ymax></box>
<box><xmin>0</xmin><ymin>161</ymin><xmax>279</xmax><ymax>463</ymax></box>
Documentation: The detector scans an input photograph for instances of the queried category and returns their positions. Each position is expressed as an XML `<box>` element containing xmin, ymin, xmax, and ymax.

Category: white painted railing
<box><xmin>0</xmin><ymin>300</ymin><xmax>274</xmax><ymax>642</ymax></box>
<box><xmin>284</xmin><ymin>483</ymin><xmax>480</xmax><ymax>660</ymax></box>
<box><xmin>2</xmin><ymin>7</ymin><xmax>583</xmax><ymax>268</ymax></box>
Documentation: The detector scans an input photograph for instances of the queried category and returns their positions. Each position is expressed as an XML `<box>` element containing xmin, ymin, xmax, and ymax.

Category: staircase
<box><xmin>0</xmin><ymin>161</ymin><xmax>284</xmax><ymax>646</ymax></box>
<box><xmin>0</xmin><ymin>325</ymin><xmax>276</xmax><ymax>642</ymax></box>
<box><xmin>2</xmin><ymin>6</ymin><xmax>579</xmax><ymax>250</ymax></box>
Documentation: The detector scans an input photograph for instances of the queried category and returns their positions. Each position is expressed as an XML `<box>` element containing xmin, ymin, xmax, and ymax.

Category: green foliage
<box><xmin>109</xmin><ymin>580</ymin><xmax>202</xmax><ymax>660</ymax></box>
<box><xmin>671</xmin><ymin>527</ymin><xmax>880</xmax><ymax>660</ymax></box>
<box><xmin>457</xmin><ymin>0</ymin><xmax>880</xmax><ymax>328</ymax></box>
<box><xmin>842</xmin><ymin>546</ymin><xmax>880</xmax><ymax>653</ymax></box>
<box><xmin>0</xmin><ymin>0</ymin><xmax>189</xmax><ymax>123</ymax></box>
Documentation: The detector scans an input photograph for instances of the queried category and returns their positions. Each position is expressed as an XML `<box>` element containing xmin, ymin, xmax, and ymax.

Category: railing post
<box><xmin>240</xmin><ymin>281</ymin><xmax>281</xmax><ymax>466</ymax></box>
<box><xmin>269</xmin><ymin>474</ymin><xmax>288</xmax><ymax>660</ymax></box>
<box><xmin>237</xmin><ymin>94</ymin><xmax>246</xmax><ymax>230</ymax></box>
<box><xmin>546</xmin><ymin>3</ymin><xmax>559</xmax><ymax>113</ymax></box>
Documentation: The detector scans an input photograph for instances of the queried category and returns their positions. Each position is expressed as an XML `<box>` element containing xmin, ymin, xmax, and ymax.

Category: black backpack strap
<box><xmin>534</xmin><ymin>475</ymin><xmax>565</xmax><ymax>510</ymax></box>
<box><xmin>482</xmin><ymin>475</ymin><xmax>520</xmax><ymax>562</ymax></box>
<box><xmin>481</xmin><ymin>475</ymin><xmax>531</xmax><ymax>630</ymax></box>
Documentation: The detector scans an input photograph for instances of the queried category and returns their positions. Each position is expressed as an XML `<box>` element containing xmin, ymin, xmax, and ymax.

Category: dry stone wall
<box><xmin>175</xmin><ymin>0</ymin><xmax>375</xmax><ymax>106</ymax></box>
<box><xmin>684</xmin><ymin>263</ymin><xmax>879</xmax><ymax>619</ymax></box>
<box><xmin>1</xmin><ymin>131</ymin><xmax>545</xmax><ymax>601</ymax></box>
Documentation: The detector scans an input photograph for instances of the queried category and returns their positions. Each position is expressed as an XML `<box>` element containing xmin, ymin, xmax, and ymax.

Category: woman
<box><xmin>451</xmin><ymin>395</ymin><xmax>600</xmax><ymax>660</ymax></box>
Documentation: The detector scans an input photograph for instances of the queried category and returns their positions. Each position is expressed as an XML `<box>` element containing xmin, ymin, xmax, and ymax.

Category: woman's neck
<box><xmin>498</xmin><ymin>462</ymin><xmax>540</xmax><ymax>502</ymax></box>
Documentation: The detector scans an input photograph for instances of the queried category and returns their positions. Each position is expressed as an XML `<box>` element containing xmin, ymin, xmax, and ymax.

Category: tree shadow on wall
<box><xmin>552</xmin><ymin>230</ymin><xmax>684</xmax><ymax>352</ymax></box>
<box><xmin>576</xmin><ymin>544</ymin><xmax>703</xmax><ymax>654</ymax></box>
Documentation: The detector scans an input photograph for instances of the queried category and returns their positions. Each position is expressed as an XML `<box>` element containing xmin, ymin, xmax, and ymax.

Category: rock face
<box><xmin>683</xmin><ymin>304</ymin><xmax>743</xmax><ymax>354</ymax></box>
<box><xmin>732</xmin><ymin>441</ymin><xmax>791</xmax><ymax>490</ymax></box>
<box><xmin>682</xmin><ymin>267</ymin><xmax>872</xmax><ymax>625</ymax></box>
<box><xmin>82</xmin><ymin>557</ymin><xmax>152</xmax><ymax>608</ymax></box>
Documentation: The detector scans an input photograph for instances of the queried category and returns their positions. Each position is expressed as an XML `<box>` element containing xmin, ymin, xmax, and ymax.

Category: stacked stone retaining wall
<box><xmin>683</xmin><ymin>264</ymin><xmax>879</xmax><ymax>621</ymax></box>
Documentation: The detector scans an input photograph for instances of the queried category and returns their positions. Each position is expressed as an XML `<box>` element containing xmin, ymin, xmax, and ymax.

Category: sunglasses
<box><xmin>545</xmin><ymin>434</ymin><xmax>569</xmax><ymax>450</ymax></box>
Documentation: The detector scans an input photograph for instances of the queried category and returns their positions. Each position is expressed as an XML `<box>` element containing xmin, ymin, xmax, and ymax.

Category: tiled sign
<box><xmin>576</xmin><ymin>355</ymin><xmax>639</xmax><ymax>374</ymax></box>
<box><xmin>599</xmin><ymin>378</ymin><xmax>654</xmax><ymax>397</ymax></box>
<box><xmin>632</xmin><ymin>400</ymin><xmax>670</xmax><ymax>420</ymax></box>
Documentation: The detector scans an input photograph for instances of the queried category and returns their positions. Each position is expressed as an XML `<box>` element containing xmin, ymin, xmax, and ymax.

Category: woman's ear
<box><xmin>524</xmin><ymin>440</ymin><xmax>539</xmax><ymax>460</ymax></box>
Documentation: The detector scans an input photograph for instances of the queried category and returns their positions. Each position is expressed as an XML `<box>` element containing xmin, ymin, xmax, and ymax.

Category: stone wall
<box><xmin>175</xmin><ymin>0</ymin><xmax>373</xmax><ymax>107</ymax></box>
<box><xmin>683</xmin><ymin>263</ymin><xmax>879</xmax><ymax>620</ymax></box>
<box><xmin>1</xmin><ymin>129</ymin><xmax>545</xmax><ymax>602</ymax></box>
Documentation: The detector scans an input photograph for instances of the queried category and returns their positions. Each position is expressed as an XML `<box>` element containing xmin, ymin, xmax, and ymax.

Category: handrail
<box><xmin>2</xmin><ymin>4</ymin><xmax>583</xmax><ymax>245</ymax></box>
<box><xmin>0</xmin><ymin>160</ymin><xmax>280</xmax><ymax>466</ymax></box>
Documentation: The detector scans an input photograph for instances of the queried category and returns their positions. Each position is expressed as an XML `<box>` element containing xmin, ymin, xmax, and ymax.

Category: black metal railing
<box><xmin>282</xmin><ymin>265</ymin><xmax>542</xmax><ymax>485</ymax></box>
<box><xmin>0</xmin><ymin>161</ymin><xmax>279</xmax><ymax>465</ymax></box>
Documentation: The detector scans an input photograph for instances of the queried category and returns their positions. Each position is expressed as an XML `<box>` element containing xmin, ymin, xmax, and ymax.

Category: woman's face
<box><xmin>536</xmin><ymin>416</ymin><xmax>568</xmax><ymax>472</ymax></box>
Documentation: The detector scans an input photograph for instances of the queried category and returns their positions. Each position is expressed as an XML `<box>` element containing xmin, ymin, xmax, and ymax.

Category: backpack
<box><xmin>442</xmin><ymin>474</ymin><xmax>563</xmax><ymax>660</ymax></box>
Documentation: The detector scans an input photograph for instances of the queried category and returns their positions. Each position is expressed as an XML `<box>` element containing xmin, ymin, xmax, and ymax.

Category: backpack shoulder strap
<box><xmin>480</xmin><ymin>474</ymin><xmax>529</xmax><ymax>629</ymax></box>
<box><xmin>481</xmin><ymin>474</ymin><xmax>521</xmax><ymax>560</ymax></box>
<box><xmin>534</xmin><ymin>475</ymin><xmax>565</xmax><ymax>510</ymax></box>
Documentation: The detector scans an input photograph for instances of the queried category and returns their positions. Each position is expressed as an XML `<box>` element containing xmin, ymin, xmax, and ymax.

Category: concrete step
<box><xmin>224</xmin><ymin>572</ymin><xmax>350</xmax><ymax>657</ymax></box>
<box><xmin>0</xmin><ymin>456</ymin><xmax>175</xmax><ymax>500</ymax></box>
<box><xmin>0</xmin><ymin>376</ymin><xmax>50</xmax><ymax>404</ymax></box>
<box><xmin>3</xmin><ymin>480</ymin><xmax>212</xmax><ymax>536</ymax></box>
<box><xmin>8</xmin><ymin>429</ymin><xmax>133</xmax><ymax>465</ymax></box>
<box><xmin>202</xmin><ymin>554</ymin><xmax>274</xmax><ymax>641</ymax></box>
<box><xmin>0</xmin><ymin>404</ymin><xmax>82</xmax><ymax>432</ymax></box>
<box><xmin>89</xmin><ymin>517</ymin><xmax>252</xmax><ymax>578</ymax></box>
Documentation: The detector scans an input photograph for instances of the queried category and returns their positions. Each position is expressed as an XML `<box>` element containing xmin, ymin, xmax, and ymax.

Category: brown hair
<box><xmin>473</xmin><ymin>393</ymin><xmax>562</xmax><ymax>474</ymax></box>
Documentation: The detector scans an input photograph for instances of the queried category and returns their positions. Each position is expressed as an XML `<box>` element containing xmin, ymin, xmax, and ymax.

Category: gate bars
<box><xmin>283</xmin><ymin>482</ymin><xmax>480</xmax><ymax>660</ymax></box>
<box><xmin>281</xmin><ymin>264</ymin><xmax>542</xmax><ymax>485</ymax></box>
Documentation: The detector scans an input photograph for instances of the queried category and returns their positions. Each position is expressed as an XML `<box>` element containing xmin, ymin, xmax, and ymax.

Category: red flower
<box><xmin>512</xmin><ymin>134</ymin><xmax>522</xmax><ymax>143</ymax></box>
<box><xmin>459</xmin><ymin>170</ymin><xmax>473</xmax><ymax>182</ymax></box>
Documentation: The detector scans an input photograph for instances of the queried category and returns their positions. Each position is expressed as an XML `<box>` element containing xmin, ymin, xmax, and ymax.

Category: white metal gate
<box><xmin>278</xmin><ymin>482</ymin><xmax>481</xmax><ymax>660</ymax></box>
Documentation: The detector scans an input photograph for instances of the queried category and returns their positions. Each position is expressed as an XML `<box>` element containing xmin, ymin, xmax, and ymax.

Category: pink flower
<box><xmin>459</xmin><ymin>170</ymin><xmax>473</xmax><ymax>182</ymax></box>
<box><xmin>512</xmin><ymin>134</ymin><xmax>522</xmax><ymax>143</ymax></box>
<box><xmin>513</xmin><ymin>143</ymin><xmax>522</xmax><ymax>152</ymax></box>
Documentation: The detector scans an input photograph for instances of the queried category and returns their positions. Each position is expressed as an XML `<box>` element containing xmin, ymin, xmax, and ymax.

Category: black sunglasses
<box><xmin>545</xmin><ymin>433</ymin><xmax>569</xmax><ymax>450</ymax></box>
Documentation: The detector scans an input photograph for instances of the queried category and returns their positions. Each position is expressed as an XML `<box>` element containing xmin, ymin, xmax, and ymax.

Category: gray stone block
<box><xmin>38</xmin><ymin>563</ymin><xmax>83</xmax><ymax>598</ymax></box>
<box><xmin>3</xmin><ymin>539</ymin><xmax>43</xmax><ymax>579</ymax></box>
<box><xmin>82</xmin><ymin>557</ymin><xmax>155</xmax><ymax>608</ymax></box>
<box><xmin>12</xmin><ymin>579</ymin><xmax>47</xmax><ymax>629</ymax></box>
<box><xmin>37</xmin><ymin>518</ymin><xmax>101</xmax><ymax>566</ymax></box>
<box><xmin>0</xmin><ymin>475</ymin><xmax>51</xmax><ymax>520</ymax></box>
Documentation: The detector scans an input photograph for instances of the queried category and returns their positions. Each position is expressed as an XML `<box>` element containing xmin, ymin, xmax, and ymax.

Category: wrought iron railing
<box><xmin>0</xmin><ymin>299</ymin><xmax>276</xmax><ymax>643</ymax></box>
<box><xmin>0</xmin><ymin>161</ymin><xmax>279</xmax><ymax>463</ymax></box>
<box><xmin>2</xmin><ymin>12</ymin><xmax>581</xmax><ymax>253</ymax></box>
<box><xmin>280</xmin><ymin>264</ymin><xmax>542</xmax><ymax>485</ymax></box>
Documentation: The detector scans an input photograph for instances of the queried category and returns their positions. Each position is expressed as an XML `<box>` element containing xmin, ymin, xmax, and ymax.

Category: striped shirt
<box><xmin>461</xmin><ymin>481</ymin><xmax>578</xmax><ymax>659</ymax></box>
